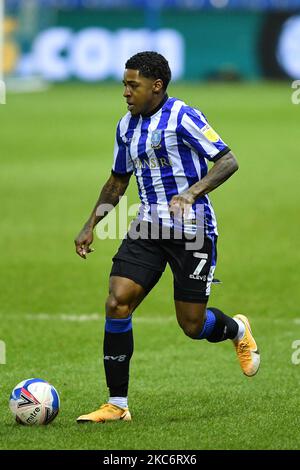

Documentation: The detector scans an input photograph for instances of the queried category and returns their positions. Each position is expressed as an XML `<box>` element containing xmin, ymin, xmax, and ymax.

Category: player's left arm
<box><xmin>170</xmin><ymin>107</ymin><xmax>238</xmax><ymax>216</ymax></box>
<box><xmin>169</xmin><ymin>151</ymin><xmax>238</xmax><ymax>215</ymax></box>
<box><xmin>189</xmin><ymin>150</ymin><xmax>238</xmax><ymax>199</ymax></box>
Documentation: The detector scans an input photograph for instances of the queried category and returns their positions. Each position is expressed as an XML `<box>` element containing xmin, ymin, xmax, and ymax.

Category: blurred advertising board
<box><xmin>260</xmin><ymin>12</ymin><xmax>300</xmax><ymax>79</ymax></box>
<box><xmin>2</xmin><ymin>3</ymin><xmax>300</xmax><ymax>81</ymax></box>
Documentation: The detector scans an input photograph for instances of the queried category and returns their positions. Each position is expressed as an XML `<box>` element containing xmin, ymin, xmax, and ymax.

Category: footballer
<box><xmin>75</xmin><ymin>51</ymin><xmax>260</xmax><ymax>423</ymax></box>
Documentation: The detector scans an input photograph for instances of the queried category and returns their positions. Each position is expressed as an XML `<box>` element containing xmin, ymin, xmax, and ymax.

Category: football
<box><xmin>9</xmin><ymin>378</ymin><xmax>60</xmax><ymax>425</ymax></box>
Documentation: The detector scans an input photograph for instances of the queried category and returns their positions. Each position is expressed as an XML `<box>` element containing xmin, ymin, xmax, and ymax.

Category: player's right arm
<box><xmin>75</xmin><ymin>118</ymin><xmax>133</xmax><ymax>259</ymax></box>
<box><xmin>74</xmin><ymin>172</ymin><xmax>131</xmax><ymax>259</ymax></box>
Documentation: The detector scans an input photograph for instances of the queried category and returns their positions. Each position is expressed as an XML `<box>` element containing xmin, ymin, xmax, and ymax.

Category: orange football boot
<box><xmin>233</xmin><ymin>314</ymin><xmax>260</xmax><ymax>377</ymax></box>
<box><xmin>77</xmin><ymin>403</ymin><xmax>131</xmax><ymax>423</ymax></box>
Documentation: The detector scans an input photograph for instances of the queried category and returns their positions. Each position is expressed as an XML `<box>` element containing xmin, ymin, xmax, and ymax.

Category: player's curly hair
<box><xmin>125</xmin><ymin>51</ymin><xmax>171</xmax><ymax>91</ymax></box>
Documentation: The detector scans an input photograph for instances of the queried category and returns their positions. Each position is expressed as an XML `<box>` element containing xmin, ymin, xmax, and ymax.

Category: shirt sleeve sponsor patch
<box><xmin>202</xmin><ymin>124</ymin><xmax>220</xmax><ymax>143</ymax></box>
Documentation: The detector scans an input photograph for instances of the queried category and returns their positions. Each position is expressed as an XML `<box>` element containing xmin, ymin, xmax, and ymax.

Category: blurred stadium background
<box><xmin>2</xmin><ymin>0</ymin><xmax>300</xmax><ymax>87</ymax></box>
<box><xmin>1</xmin><ymin>0</ymin><xmax>300</xmax><ymax>451</ymax></box>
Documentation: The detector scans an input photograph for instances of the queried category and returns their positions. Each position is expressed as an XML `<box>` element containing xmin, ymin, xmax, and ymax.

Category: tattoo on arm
<box><xmin>100</xmin><ymin>175</ymin><xmax>129</xmax><ymax>206</ymax></box>
<box><xmin>85</xmin><ymin>173</ymin><xmax>131</xmax><ymax>229</ymax></box>
<box><xmin>189</xmin><ymin>152</ymin><xmax>239</xmax><ymax>200</ymax></box>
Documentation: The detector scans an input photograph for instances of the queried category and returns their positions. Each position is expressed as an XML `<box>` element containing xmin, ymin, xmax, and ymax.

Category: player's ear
<box><xmin>152</xmin><ymin>79</ymin><xmax>164</xmax><ymax>94</ymax></box>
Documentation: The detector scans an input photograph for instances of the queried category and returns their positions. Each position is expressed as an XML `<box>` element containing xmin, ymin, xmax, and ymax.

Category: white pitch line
<box><xmin>2</xmin><ymin>313</ymin><xmax>296</xmax><ymax>324</ymax></box>
<box><xmin>25</xmin><ymin>313</ymin><xmax>101</xmax><ymax>322</ymax></box>
<box><xmin>23</xmin><ymin>313</ymin><xmax>174</xmax><ymax>324</ymax></box>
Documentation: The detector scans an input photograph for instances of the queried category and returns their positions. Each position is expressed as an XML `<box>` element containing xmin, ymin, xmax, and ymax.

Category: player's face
<box><xmin>123</xmin><ymin>69</ymin><xmax>163</xmax><ymax>116</ymax></box>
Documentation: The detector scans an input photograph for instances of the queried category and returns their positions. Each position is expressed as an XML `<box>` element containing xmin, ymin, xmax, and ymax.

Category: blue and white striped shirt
<box><xmin>112</xmin><ymin>96</ymin><xmax>230</xmax><ymax>237</ymax></box>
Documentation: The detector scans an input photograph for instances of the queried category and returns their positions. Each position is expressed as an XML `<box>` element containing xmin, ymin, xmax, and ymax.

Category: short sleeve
<box><xmin>112</xmin><ymin>121</ymin><xmax>134</xmax><ymax>175</ymax></box>
<box><xmin>178</xmin><ymin>107</ymin><xmax>230</xmax><ymax>162</ymax></box>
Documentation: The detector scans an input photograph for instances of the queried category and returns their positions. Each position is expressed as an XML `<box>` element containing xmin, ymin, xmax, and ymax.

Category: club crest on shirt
<box><xmin>151</xmin><ymin>129</ymin><xmax>162</xmax><ymax>149</ymax></box>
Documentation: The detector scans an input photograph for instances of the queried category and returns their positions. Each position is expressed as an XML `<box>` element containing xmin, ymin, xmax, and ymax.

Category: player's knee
<box><xmin>105</xmin><ymin>293</ymin><xmax>131</xmax><ymax>319</ymax></box>
<box><xmin>179</xmin><ymin>318</ymin><xmax>205</xmax><ymax>339</ymax></box>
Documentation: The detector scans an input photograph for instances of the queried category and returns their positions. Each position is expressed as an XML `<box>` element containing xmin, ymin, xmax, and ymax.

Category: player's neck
<box><xmin>141</xmin><ymin>93</ymin><xmax>168</xmax><ymax>118</ymax></box>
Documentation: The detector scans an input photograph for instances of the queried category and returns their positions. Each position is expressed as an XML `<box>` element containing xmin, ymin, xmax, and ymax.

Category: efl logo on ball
<box><xmin>9</xmin><ymin>378</ymin><xmax>60</xmax><ymax>425</ymax></box>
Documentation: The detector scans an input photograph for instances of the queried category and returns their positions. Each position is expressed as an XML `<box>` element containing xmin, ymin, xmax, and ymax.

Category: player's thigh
<box><xmin>165</xmin><ymin>236</ymin><xmax>217</xmax><ymax>334</ymax></box>
<box><xmin>107</xmin><ymin>260</ymin><xmax>164</xmax><ymax>318</ymax></box>
<box><xmin>107</xmin><ymin>224</ymin><xmax>167</xmax><ymax>318</ymax></box>
<box><xmin>167</xmin><ymin>236</ymin><xmax>217</xmax><ymax>305</ymax></box>
<box><xmin>107</xmin><ymin>275</ymin><xmax>146</xmax><ymax>318</ymax></box>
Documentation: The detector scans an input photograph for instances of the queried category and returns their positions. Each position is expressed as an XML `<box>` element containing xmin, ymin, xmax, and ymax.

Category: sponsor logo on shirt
<box><xmin>133</xmin><ymin>156</ymin><xmax>173</xmax><ymax>169</ymax></box>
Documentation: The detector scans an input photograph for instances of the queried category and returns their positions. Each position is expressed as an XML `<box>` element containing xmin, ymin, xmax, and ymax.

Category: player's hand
<box><xmin>74</xmin><ymin>227</ymin><xmax>95</xmax><ymax>259</ymax></box>
<box><xmin>169</xmin><ymin>192</ymin><xmax>195</xmax><ymax>219</ymax></box>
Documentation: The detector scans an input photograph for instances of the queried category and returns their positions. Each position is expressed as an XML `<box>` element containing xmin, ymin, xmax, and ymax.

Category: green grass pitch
<box><xmin>0</xmin><ymin>82</ymin><xmax>299</xmax><ymax>449</ymax></box>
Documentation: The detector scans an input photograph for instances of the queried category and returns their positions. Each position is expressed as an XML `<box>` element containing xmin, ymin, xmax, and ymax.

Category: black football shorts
<box><xmin>110</xmin><ymin>221</ymin><xmax>217</xmax><ymax>303</ymax></box>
